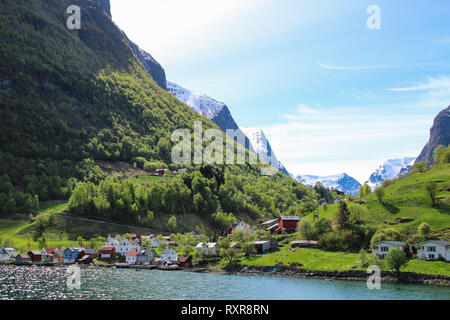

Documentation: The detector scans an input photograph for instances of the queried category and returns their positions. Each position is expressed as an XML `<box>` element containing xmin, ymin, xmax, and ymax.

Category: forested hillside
<box><xmin>0</xmin><ymin>0</ymin><xmax>321</xmax><ymax>227</ymax></box>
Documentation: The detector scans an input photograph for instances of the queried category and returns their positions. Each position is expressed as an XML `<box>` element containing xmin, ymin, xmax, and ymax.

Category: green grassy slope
<box><xmin>304</xmin><ymin>164</ymin><xmax>450</xmax><ymax>239</ymax></box>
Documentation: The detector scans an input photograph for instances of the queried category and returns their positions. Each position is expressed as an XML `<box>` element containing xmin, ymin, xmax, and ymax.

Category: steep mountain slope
<box><xmin>416</xmin><ymin>106</ymin><xmax>450</xmax><ymax>166</ymax></box>
<box><xmin>0</xmin><ymin>0</ymin><xmax>320</xmax><ymax>228</ymax></box>
<box><xmin>166</xmin><ymin>81</ymin><xmax>291</xmax><ymax>176</ymax></box>
<box><xmin>167</xmin><ymin>81</ymin><xmax>241</xmax><ymax>132</ymax></box>
<box><xmin>365</xmin><ymin>157</ymin><xmax>416</xmax><ymax>189</ymax></box>
<box><xmin>0</xmin><ymin>0</ymin><xmax>216</xmax><ymax>183</ymax></box>
<box><xmin>295</xmin><ymin>173</ymin><xmax>361</xmax><ymax>196</ymax></box>
<box><xmin>240</xmin><ymin>127</ymin><xmax>291</xmax><ymax>176</ymax></box>
<box><xmin>91</xmin><ymin>0</ymin><xmax>111</xmax><ymax>16</ymax></box>
<box><xmin>130</xmin><ymin>42</ymin><xmax>167</xmax><ymax>90</ymax></box>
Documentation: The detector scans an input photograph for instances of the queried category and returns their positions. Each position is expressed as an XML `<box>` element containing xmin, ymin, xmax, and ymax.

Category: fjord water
<box><xmin>0</xmin><ymin>265</ymin><xmax>448</xmax><ymax>300</ymax></box>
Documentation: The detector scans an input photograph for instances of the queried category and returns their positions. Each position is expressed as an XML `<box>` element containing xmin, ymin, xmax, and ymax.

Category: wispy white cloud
<box><xmin>388</xmin><ymin>76</ymin><xmax>450</xmax><ymax>92</ymax></box>
<box><xmin>297</xmin><ymin>104</ymin><xmax>319</xmax><ymax>114</ymax></box>
<box><xmin>318</xmin><ymin>61</ymin><xmax>392</xmax><ymax>71</ymax></box>
<box><xmin>265</xmin><ymin>102</ymin><xmax>441</xmax><ymax>182</ymax></box>
<box><xmin>318</xmin><ymin>61</ymin><xmax>431</xmax><ymax>71</ymax></box>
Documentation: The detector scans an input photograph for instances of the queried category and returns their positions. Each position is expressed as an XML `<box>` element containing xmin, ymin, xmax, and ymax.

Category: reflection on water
<box><xmin>0</xmin><ymin>265</ymin><xmax>449</xmax><ymax>300</ymax></box>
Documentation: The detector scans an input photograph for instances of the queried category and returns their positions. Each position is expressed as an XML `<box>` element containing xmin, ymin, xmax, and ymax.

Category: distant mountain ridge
<box><xmin>166</xmin><ymin>81</ymin><xmax>291</xmax><ymax>176</ymax></box>
<box><xmin>166</xmin><ymin>81</ymin><xmax>240</xmax><ymax>132</ymax></box>
<box><xmin>240</xmin><ymin>127</ymin><xmax>291</xmax><ymax>177</ymax></box>
<box><xmin>295</xmin><ymin>173</ymin><xmax>361</xmax><ymax>196</ymax></box>
<box><xmin>416</xmin><ymin>105</ymin><xmax>450</xmax><ymax>166</ymax></box>
<box><xmin>365</xmin><ymin>157</ymin><xmax>416</xmax><ymax>190</ymax></box>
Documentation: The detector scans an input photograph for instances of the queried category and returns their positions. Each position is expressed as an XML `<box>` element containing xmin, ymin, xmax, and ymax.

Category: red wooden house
<box><xmin>27</xmin><ymin>251</ymin><xmax>42</xmax><ymax>262</ymax></box>
<box><xmin>98</xmin><ymin>247</ymin><xmax>116</xmax><ymax>259</ymax></box>
<box><xmin>178</xmin><ymin>256</ymin><xmax>192</xmax><ymax>268</ymax></box>
<box><xmin>278</xmin><ymin>216</ymin><xmax>300</xmax><ymax>234</ymax></box>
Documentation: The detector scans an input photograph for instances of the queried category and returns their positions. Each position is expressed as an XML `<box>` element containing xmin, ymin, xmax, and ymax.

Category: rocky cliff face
<box><xmin>166</xmin><ymin>81</ymin><xmax>240</xmax><ymax>132</ymax></box>
<box><xmin>130</xmin><ymin>42</ymin><xmax>167</xmax><ymax>90</ymax></box>
<box><xmin>416</xmin><ymin>106</ymin><xmax>450</xmax><ymax>166</ymax></box>
<box><xmin>90</xmin><ymin>0</ymin><xmax>111</xmax><ymax>16</ymax></box>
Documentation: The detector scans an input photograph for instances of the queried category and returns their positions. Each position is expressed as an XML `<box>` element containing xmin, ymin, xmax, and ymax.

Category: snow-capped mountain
<box><xmin>240</xmin><ymin>127</ymin><xmax>291</xmax><ymax>177</ymax></box>
<box><xmin>365</xmin><ymin>157</ymin><xmax>416</xmax><ymax>189</ymax></box>
<box><xmin>167</xmin><ymin>81</ymin><xmax>240</xmax><ymax>132</ymax></box>
<box><xmin>295</xmin><ymin>173</ymin><xmax>361</xmax><ymax>196</ymax></box>
<box><xmin>167</xmin><ymin>81</ymin><xmax>291</xmax><ymax>176</ymax></box>
<box><xmin>398</xmin><ymin>158</ymin><xmax>416</xmax><ymax>178</ymax></box>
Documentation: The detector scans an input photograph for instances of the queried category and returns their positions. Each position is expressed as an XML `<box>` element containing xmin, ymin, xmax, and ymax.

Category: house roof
<box><xmin>126</xmin><ymin>250</ymin><xmax>139</xmax><ymax>257</ymax></box>
<box><xmin>230</xmin><ymin>242</ymin><xmax>241</xmax><ymax>248</ymax></box>
<box><xmin>417</xmin><ymin>240</ymin><xmax>450</xmax><ymax>247</ymax></box>
<box><xmin>196</xmin><ymin>243</ymin><xmax>207</xmax><ymax>248</ymax></box>
<box><xmin>18</xmin><ymin>253</ymin><xmax>30</xmax><ymax>259</ymax></box>
<box><xmin>290</xmin><ymin>240</ymin><xmax>318</xmax><ymax>245</ymax></box>
<box><xmin>98</xmin><ymin>247</ymin><xmax>115</xmax><ymax>253</ymax></box>
<box><xmin>43</xmin><ymin>248</ymin><xmax>56</xmax><ymax>254</ymax></box>
<box><xmin>254</xmin><ymin>241</ymin><xmax>270</xmax><ymax>245</ymax></box>
<box><xmin>372</xmin><ymin>241</ymin><xmax>405</xmax><ymax>246</ymax></box>
<box><xmin>29</xmin><ymin>251</ymin><xmax>42</xmax><ymax>255</ymax></box>
<box><xmin>179</xmin><ymin>256</ymin><xmax>191</xmax><ymax>263</ymax></box>
<box><xmin>280</xmin><ymin>216</ymin><xmax>300</xmax><ymax>221</ymax></box>
<box><xmin>266</xmin><ymin>223</ymin><xmax>279</xmax><ymax>230</ymax></box>
<box><xmin>261</xmin><ymin>218</ymin><xmax>279</xmax><ymax>226</ymax></box>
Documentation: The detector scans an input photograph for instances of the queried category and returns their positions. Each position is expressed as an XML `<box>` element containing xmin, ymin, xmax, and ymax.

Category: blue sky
<box><xmin>111</xmin><ymin>0</ymin><xmax>450</xmax><ymax>183</ymax></box>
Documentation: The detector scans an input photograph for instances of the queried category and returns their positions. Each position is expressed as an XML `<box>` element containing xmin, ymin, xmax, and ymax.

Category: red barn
<box><xmin>27</xmin><ymin>251</ymin><xmax>42</xmax><ymax>262</ymax></box>
<box><xmin>178</xmin><ymin>256</ymin><xmax>192</xmax><ymax>268</ymax></box>
<box><xmin>98</xmin><ymin>247</ymin><xmax>116</xmax><ymax>259</ymax></box>
<box><xmin>155</xmin><ymin>169</ymin><xmax>166</xmax><ymax>176</ymax></box>
<box><xmin>278</xmin><ymin>216</ymin><xmax>300</xmax><ymax>234</ymax></box>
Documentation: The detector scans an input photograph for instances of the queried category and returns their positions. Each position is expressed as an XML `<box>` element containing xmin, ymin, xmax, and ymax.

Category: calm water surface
<box><xmin>0</xmin><ymin>265</ymin><xmax>449</xmax><ymax>300</ymax></box>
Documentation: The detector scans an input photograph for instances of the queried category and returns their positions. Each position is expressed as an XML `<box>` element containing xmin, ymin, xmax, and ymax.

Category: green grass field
<box><xmin>304</xmin><ymin>164</ymin><xmax>450</xmax><ymax>239</ymax></box>
<box><xmin>239</xmin><ymin>245</ymin><xmax>450</xmax><ymax>276</ymax></box>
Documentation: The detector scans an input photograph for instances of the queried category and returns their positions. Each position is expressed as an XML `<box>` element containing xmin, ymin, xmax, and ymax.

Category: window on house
<box><xmin>427</xmin><ymin>247</ymin><xmax>436</xmax><ymax>252</ymax></box>
<box><xmin>428</xmin><ymin>254</ymin><xmax>435</xmax><ymax>259</ymax></box>
<box><xmin>381</xmin><ymin>247</ymin><xmax>389</xmax><ymax>252</ymax></box>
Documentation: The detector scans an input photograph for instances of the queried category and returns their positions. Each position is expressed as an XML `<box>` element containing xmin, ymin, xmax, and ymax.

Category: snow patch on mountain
<box><xmin>166</xmin><ymin>81</ymin><xmax>291</xmax><ymax>176</ymax></box>
<box><xmin>167</xmin><ymin>81</ymin><xmax>226</xmax><ymax>120</ymax></box>
<box><xmin>240</xmin><ymin>127</ymin><xmax>291</xmax><ymax>176</ymax></box>
<box><xmin>365</xmin><ymin>157</ymin><xmax>416</xmax><ymax>189</ymax></box>
<box><xmin>295</xmin><ymin>173</ymin><xmax>361</xmax><ymax>196</ymax></box>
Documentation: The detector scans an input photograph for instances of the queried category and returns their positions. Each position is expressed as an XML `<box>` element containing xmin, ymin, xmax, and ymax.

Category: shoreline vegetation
<box><xmin>1</xmin><ymin>261</ymin><xmax>449</xmax><ymax>287</ymax></box>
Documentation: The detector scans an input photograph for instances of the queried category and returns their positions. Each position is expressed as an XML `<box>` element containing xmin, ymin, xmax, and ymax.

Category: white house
<box><xmin>417</xmin><ymin>240</ymin><xmax>450</xmax><ymax>261</ymax></box>
<box><xmin>227</xmin><ymin>221</ymin><xmax>253</xmax><ymax>237</ymax></box>
<box><xmin>195</xmin><ymin>243</ymin><xmax>220</xmax><ymax>256</ymax></box>
<box><xmin>106</xmin><ymin>236</ymin><xmax>119</xmax><ymax>250</ymax></box>
<box><xmin>126</xmin><ymin>250</ymin><xmax>139</xmax><ymax>265</ymax></box>
<box><xmin>141</xmin><ymin>235</ymin><xmax>160</xmax><ymax>248</ymax></box>
<box><xmin>161</xmin><ymin>248</ymin><xmax>178</xmax><ymax>264</ymax></box>
<box><xmin>117</xmin><ymin>239</ymin><xmax>141</xmax><ymax>256</ymax></box>
<box><xmin>371</xmin><ymin>241</ymin><xmax>405</xmax><ymax>259</ymax></box>
<box><xmin>0</xmin><ymin>248</ymin><xmax>17</xmax><ymax>261</ymax></box>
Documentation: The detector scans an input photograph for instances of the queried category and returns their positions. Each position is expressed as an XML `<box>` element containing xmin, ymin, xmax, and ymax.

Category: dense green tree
<box><xmin>385</xmin><ymin>248</ymin><xmax>408</xmax><ymax>274</ymax></box>
<box><xmin>425</xmin><ymin>183</ymin><xmax>438</xmax><ymax>207</ymax></box>
<box><xmin>334</xmin><ymin>201</ymin><xmax>351</xmax><ymax>231</ymax></box>
<box><xmin>375</xmin><ymin>188</ymin><xmax>386</xmax><ymax>204</ymax></box>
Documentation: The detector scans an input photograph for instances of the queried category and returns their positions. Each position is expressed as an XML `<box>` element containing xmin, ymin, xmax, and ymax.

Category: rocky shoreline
<box><xmin>194</xmin><ymin>265</ymin><xmax>450</xmax><ymax>287</ymax></box>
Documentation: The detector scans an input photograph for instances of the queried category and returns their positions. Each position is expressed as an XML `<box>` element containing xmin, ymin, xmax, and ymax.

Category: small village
<box><xmin>1</xmin><ymin>216</ymin><xmax>449</xmax><ymax>273</ymax></box>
